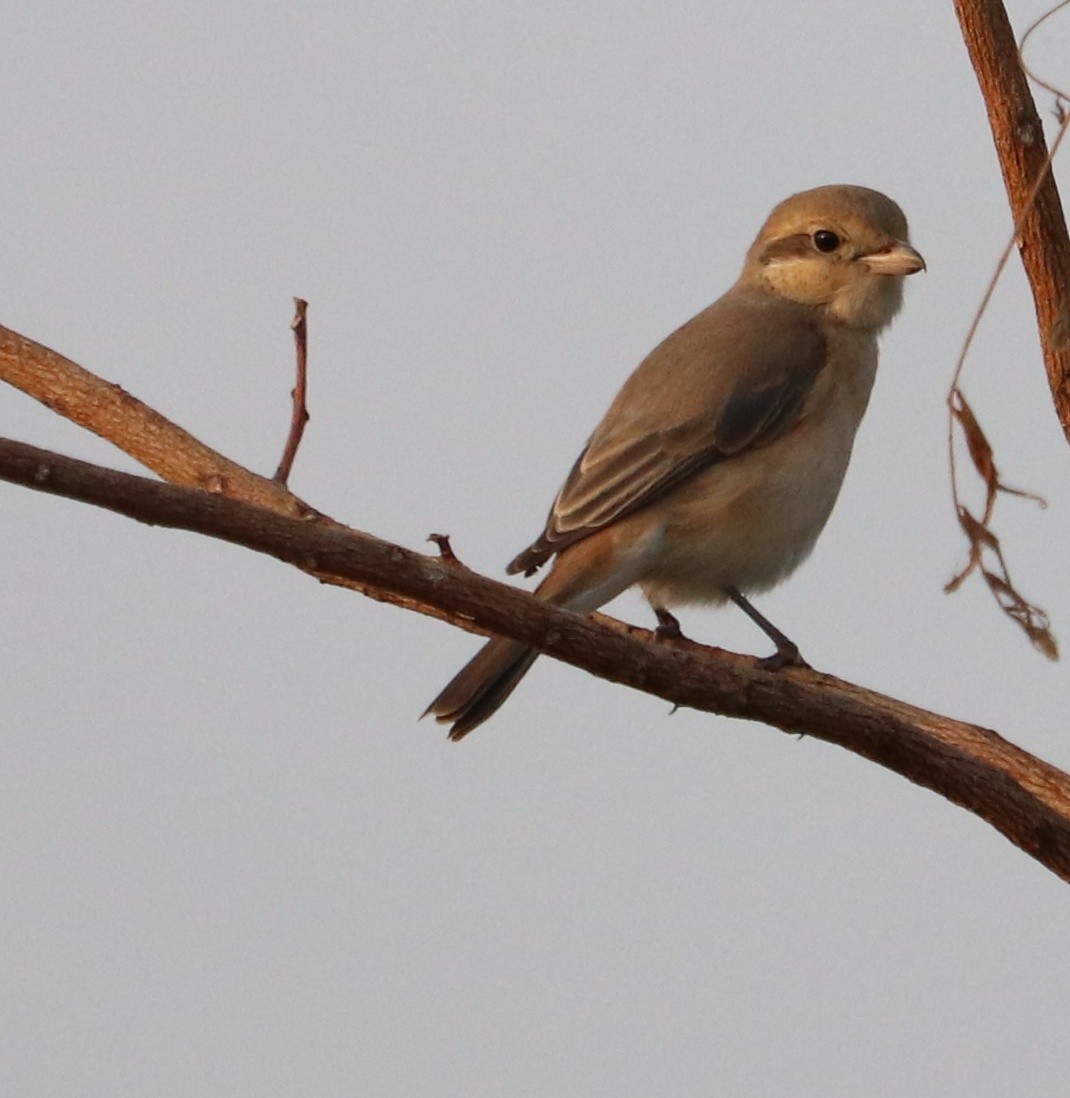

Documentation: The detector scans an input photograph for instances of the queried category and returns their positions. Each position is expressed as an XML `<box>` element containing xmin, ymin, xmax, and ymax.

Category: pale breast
<box><xmin>639</xmin><ymin>330</ymin><xmax>879</xmax><ymax>607</ymax></box>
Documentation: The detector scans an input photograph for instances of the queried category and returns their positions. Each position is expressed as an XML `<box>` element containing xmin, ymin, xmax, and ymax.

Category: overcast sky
<box><xmin>3</xmin><ymin>2</ymin><xmax>1070</xmax><ymax>1095</ymax></box>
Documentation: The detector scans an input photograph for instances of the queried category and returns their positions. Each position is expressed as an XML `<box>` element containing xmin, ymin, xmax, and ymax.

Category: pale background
<box><xmin>2</xmin><ymin>2</ymin><xmax>1069</xmax><ymax>1095</ymax></box>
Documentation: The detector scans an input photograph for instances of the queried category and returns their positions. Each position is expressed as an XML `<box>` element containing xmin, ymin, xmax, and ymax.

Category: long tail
<box><xmin>424</xmin><ymin>529</ymin><xmax>648</xmax><ymax>739</ymax></box>
<box><xmin>423</xmin><ymin>637</ymin><xmax>540</xmax><ymax>740</ymax></box>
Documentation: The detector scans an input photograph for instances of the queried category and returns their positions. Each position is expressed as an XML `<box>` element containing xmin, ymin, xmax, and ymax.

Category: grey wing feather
<box><xmin>507</xmin><ymin>290</ymin><xmax>827</xmax><ymax>576</ymax></box>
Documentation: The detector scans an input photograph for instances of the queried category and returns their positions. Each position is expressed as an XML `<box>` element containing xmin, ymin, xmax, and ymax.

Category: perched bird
<box><xmin>427</xmin><ymin>184</ymin><xmax>924</xmax><ymax>739</ymax></box>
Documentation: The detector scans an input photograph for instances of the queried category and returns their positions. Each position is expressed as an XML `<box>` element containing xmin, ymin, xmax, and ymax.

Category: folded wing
<box><xmin>507</xmin><ymin>289</ymin><xmax>827</xmax><ymax>576</ymax></box>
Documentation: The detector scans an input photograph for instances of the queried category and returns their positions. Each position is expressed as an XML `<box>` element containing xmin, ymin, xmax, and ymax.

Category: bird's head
<box><xmin>742</xmin><ymin>184</ymin><xmax>925</xmax><ymax>332</ymax></box>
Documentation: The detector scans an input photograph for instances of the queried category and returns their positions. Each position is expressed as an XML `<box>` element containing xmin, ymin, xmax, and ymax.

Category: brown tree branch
<box><xmin>0</xmin><ymin>322</ymin><xmax>467</xmax><ymax>625</ymax></box>
<box><xmin>954</xmin><ymin>0</ymin><xmax>1070</xmax><ymax>441</ymax></box>
<box><xmin>0</xmin><ymin>323</ymin><xmax>309</xmax><ymax>516</ymax></box>
<box><xmin>2</xmin><ymin>434</ymin><xmax>1070</xmax><ymax>881</ymax></box>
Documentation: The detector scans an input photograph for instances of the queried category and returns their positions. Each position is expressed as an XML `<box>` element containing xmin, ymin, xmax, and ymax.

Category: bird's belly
<box><xmin>639</xmin><ymin>422</ymin><xmax>855</xmax><ymax>607</ymax></box>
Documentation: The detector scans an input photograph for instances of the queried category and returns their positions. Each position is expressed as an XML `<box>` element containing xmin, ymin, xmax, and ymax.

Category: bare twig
<box><xmin>274</xmin><ymin>297</ymin><xmax>310</xmax><ymax>485</ymax></box>
<box><xmin>428</xmin><ymin>532</ymin><xmax>468</xmax><ymax>568</ymax></box>
<box><xmin>1019</xmin><ymin>0</ymin><xmax>1070</xmax><ymax>103</ymax></box>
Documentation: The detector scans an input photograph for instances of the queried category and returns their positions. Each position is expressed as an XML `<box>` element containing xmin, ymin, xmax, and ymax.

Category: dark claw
<box><xmin>654</xmin><ymin>607</ymin><xmax>685</xmax><ymax>641</ymax></box>
<box><xmin>757</xmin><ymin>644</ymin><xmax>811</xmax><ymax>672</ymax></box>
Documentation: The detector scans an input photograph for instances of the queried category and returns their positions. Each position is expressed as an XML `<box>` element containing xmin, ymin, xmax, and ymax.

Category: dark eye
<box><xmin>812</xmin><ymin>229</ymin><xmax>841</xmax><ymax>253</ymax></box>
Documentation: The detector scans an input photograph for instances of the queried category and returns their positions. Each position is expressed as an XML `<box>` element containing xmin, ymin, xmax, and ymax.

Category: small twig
<box><xmin>427</xmin><ymin>532</ymin><xmax>469</xmax><ymax>569</ymax></box>
<box><xmin>1019</xmin><ymin>0</ymin><xmax>1070</xmax><ymax>103</ymax></box>
<box><xmin>274</xmin><ymin>298</ymin><xmax>310</xmax><ymax>485</ymax></box>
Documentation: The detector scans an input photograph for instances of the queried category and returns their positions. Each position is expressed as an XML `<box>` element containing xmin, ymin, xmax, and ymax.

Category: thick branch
<box><xmin>2</xmin><ymin>436</ymin><xmax>1070</xmax><ymax>882</ymax></box>
<box><xmin>955</xmin><ymin>0</ymin><xmax>1070</xmax><ymax>440</ymax></box>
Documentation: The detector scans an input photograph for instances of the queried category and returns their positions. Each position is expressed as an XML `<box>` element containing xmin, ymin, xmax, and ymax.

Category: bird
<box><xmin>426</xmin><ymin>184</ymin><xmax>925</xmax><ymax>739</ymax></box>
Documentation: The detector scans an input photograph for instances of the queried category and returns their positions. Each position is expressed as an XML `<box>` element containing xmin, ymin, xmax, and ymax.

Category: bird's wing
<box><xmin>507</xmin><ymin>290</ymin><xmax>827</xmax><ymax>576</ymax></box>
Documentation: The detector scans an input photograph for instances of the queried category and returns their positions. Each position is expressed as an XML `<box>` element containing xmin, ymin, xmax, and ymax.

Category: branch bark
<box><xmin>0</xmin><ymin>324</ymin><xmax>308</xmax><ymax>515</ymax></box>
<box><xmin>955</xmin><ymin>0</ymin><xmax>1070</xmax><ymax>440</ymax></box>
<box><xmin>3</xmin><ymin>429</ymin><xmax>1070</xmax><ymax>881</ymax></box>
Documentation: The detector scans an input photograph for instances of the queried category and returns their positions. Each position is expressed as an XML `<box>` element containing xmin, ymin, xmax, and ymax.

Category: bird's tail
<box><xmin>423</xmin><ymin>637</ymin><xmax>540</xmax><ymax>741</ymax></box>
<box><xmin>424</xmin><ymin>530</ymin><xmax>646</xmax><ymax>739</ymax></box>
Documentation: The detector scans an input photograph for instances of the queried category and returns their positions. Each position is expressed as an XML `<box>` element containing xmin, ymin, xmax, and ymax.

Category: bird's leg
<box><xmin>653</xmin><ymin>606</ymin><xmax>686</xmax><ymax>641</ymax></box>
<box><xmin>723</xmin><ymin>586</ymin><xmax>810</xmax><ymax>670</ymax></box>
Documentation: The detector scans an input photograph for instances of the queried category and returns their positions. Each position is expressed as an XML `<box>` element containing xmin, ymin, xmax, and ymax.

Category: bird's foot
<box><xmin>654</xmin><ymin>607</ymin><xmax>687</xmax><ymax>642</ymax></box>
<box><xmin>758</xmin><ymin>642</ymin><xmax>811</xmax><ymax>672</ymax></box>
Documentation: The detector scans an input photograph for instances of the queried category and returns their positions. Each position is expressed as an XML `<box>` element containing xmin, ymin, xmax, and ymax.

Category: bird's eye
<box><xmin>812</xmin><ymin>229</ymin><xmax>841</xmax><ymax>253</ymax></box>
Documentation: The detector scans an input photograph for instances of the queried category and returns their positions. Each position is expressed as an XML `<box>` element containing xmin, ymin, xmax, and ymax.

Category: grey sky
<box><xmin>3</xmin><ymin>2</ymin><xmax>1069</xmax><ymax>1095</ymax></box>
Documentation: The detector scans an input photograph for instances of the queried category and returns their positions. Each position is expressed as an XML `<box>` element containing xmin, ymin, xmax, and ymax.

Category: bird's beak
<box><xmin>860</xmin><ymin>240</ymin><xmax>926</xmax><ymax>276</ymax></box>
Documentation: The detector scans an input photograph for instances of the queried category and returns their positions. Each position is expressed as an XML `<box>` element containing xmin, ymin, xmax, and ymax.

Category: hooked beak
<box><xmin>860</xmin><ymin>240</ymin><xmax>926</xmax><ymax>276</ymax></box>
